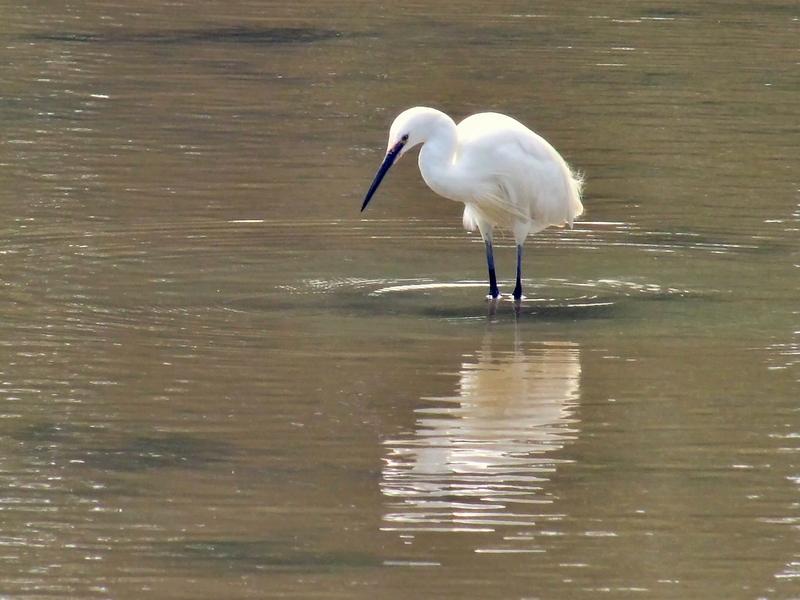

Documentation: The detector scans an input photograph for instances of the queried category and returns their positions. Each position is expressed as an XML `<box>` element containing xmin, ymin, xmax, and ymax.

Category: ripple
<box><xmin>222</xmin><ymin>218</ymin><xmax>785</xmax><ymax>255</ymax></box>
<box><xmin>164</xmin><ymin>540</ymin><xmax>380</xmax><ymax>571</ymax></box>
<box><xmin>25</xmin><ymin>26</ymin><xmax>347</xmax><ymax>46</ymax></box>
<box><xmin>372</xmin><ymin>281</ymin><xmax>486</xmax><ymax>295</ymax></box>
<box><xmin>283</xmin><ymin>275</ymin><xmax>700</xmax><ymax>305</ymax></box>
<box><xmin>767</xmin><ymin>327</ymin><xmax>800</xmax><ymax>380</ymax></box>
<box><xmin>278</xmin><ymin>277</ymin><xmax>394</xmax><ymax>295</ymax></box>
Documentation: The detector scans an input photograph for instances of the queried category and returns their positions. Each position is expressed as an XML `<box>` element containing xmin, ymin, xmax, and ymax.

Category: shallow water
<box><xmin>1</xmin><ymin>1</ymin><xmax>798</xmax><ymax>598</ymax></box>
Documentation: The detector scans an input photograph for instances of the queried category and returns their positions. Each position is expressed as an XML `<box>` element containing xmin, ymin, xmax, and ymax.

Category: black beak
<box><xmin>361</xmin><ymin>141</ymin><xmax>405</xmax><ymax>212</ymax></box>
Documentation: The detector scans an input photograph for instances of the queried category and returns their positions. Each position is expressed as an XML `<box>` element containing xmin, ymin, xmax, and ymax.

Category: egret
<box><xmin>361</xmin><ymin>107</ymin><xmax>584</xmax><ymax>300</ymax></box>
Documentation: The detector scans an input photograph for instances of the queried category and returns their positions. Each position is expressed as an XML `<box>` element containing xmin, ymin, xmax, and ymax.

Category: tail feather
<box><xmin>566</xmin><ymin>165</ymin><xmax>585</xmax><ymax>228</ymax></box>
<box><xmin>462</xmin><ymin>204</ymin><xmax>478</xmax><ymax>231</ymax></box>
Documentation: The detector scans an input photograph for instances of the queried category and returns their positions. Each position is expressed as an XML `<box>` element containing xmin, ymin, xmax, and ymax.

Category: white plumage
<box><xmin>361</xmin><ymin>106</ymin><xmax>584</xmax><ymax>300</ymax></box>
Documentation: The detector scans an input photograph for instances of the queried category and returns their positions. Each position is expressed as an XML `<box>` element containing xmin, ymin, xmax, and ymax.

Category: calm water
<box><xmin>1</xmin><ymin>1</ymin><xmax>798</xmax><ymax>598</ymax></box>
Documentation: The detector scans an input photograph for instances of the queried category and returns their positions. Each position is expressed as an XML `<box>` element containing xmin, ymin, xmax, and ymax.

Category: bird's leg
<box><xmin>513</xmin><ymin>244</ymin><xmax>523</xmax><ymax>300</ymax></box>
<box><xmin>484</xmin><ymin>239</ymin><xmax>499</xmax><ymax>299</ymax></box>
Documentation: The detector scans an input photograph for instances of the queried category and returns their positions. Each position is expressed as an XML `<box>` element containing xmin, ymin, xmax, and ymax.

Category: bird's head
<box><xmin>361</xmin><ymin>107</ymin><xmax>444</xmax><ymax>212</ymax></box>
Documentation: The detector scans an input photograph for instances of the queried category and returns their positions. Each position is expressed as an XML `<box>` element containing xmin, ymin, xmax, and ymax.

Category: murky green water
<box><xmin>1</xmin><ymin>1</ymin><xmax>798</xmax><ymax>598</ymax></box>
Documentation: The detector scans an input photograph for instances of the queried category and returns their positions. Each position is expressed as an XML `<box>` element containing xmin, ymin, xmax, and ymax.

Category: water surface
<box><xmin>1</xmin><ymin>1</ymin><xmax>798</xmax><ymax>598</ymax></box>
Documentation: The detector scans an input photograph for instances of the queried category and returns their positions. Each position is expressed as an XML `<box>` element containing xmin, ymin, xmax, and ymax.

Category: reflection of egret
<box><xmin>381</xmin><ymin>332</ymin><xmax>580</xmax><ymax>539</ymax></box>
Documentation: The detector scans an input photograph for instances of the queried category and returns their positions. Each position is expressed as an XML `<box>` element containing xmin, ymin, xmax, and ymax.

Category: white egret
<box><xmin>361</xmin><ymin>107</ymin><xmax>584</xmax><ymax>300</ymax></box>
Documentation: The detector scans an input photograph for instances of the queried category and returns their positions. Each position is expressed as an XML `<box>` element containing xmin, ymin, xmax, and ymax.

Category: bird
<box><xmin>360</xmin><ymin>106</ymin><xmax>584</xmax><ymax>301</ymax></box>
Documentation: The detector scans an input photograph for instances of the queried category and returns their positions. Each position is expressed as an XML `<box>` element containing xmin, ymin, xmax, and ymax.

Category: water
<box><xmin>1</xmin><ymin>1</ymin><xmax>798</xmax><ymax>598</ymax></box>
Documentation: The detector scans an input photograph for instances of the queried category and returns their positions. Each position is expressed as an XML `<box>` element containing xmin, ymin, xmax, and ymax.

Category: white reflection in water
<box><xmin>382</xmin><ymin>334</ymin><xmax>580</xmax><ymax>541</ymax></box>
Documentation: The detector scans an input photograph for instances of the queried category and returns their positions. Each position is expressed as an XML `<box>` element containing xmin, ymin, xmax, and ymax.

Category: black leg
<box><xmin>513</xmin><ymin>244</ymin><xmax>523</xmax><ymax>300</ymax></box>
<box><xmin>485</xmin><ymin>239</ymin><xmax>499</xmax><ymax>299</ymax></box>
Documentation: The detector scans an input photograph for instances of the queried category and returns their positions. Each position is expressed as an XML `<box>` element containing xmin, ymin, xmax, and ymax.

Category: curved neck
<box><xmin>417</xmin><ymin>114</ymin><xmax>461</xmax><ymax>200</ymax></box>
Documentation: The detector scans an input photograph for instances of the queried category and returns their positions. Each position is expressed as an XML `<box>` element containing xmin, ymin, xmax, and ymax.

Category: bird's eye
<box><xmin>401</xmin><ymin>134</ymin><xmax>409</xmax><ymax>142</ymax></box>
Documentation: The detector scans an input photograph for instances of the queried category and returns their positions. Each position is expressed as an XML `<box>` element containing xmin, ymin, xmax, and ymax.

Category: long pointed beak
<box><xmin>361</xmin><ymin>141</ymin><xmax>405</xmax><ymax>212</ymax></box>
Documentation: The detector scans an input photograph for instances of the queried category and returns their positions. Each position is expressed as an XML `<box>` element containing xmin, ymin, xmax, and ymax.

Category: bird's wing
<box><xmin>458</xmin><ymin>112</ymin><xmax>562</xmax><ymax>165</ymax></box>
<box><xmin>469</xmin><ymin>185</ymin><xmax>531</xmax><ymax>229</ymax></box>
<box><xmin>456</xmin><ymin>112</ymin><xmax>583</xmax><ymax>230</ymax></box>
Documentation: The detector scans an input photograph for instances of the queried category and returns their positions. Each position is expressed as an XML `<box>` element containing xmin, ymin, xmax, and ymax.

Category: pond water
<box><xmin>1</xmin><ymin>1</ymin><xmax>798</xmax><ymax>598</ymax></box>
